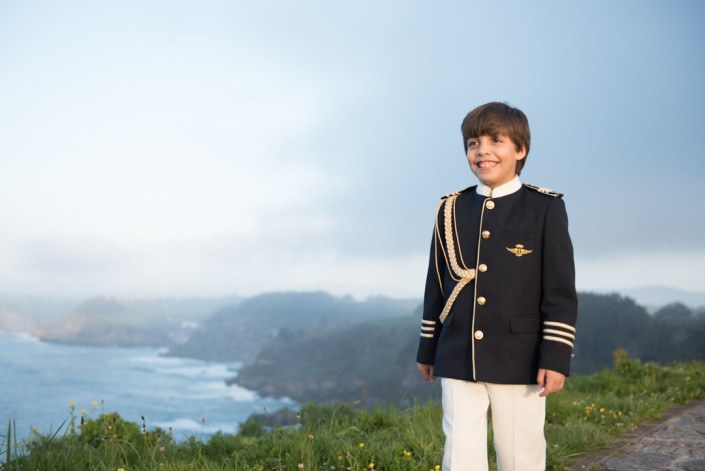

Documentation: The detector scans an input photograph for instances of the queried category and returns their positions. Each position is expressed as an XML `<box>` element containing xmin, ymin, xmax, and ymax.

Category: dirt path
<box><xmin>570</xmin><ymin>399</ymin><xmax>705</xmax><ymax>471</ymax></box>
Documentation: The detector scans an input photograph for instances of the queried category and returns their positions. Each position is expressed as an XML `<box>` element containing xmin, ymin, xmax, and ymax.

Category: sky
<box><xmin>0</xmin><ymin>0</ymin><xmax>704</xmax><ymax>300</ymax></box>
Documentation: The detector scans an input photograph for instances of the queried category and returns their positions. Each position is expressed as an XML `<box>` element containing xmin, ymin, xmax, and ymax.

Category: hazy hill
<box><xmin>231</xmin><ymin>292</ymin><xmax>705</xmax><ymax>405</ymax></box>
<box><xmin>620</xmin><ymin>285</ymin><xmax>705</xmax><ymax>310</ymax></box>
<box><xmin>0</xmin><ymin>295</ymin><xmax>80</xmax><ymax>332</ymax></box>
<box><xmin>235</xmin><ymin>315</ymin><xmax>438</xmax><ymax>405</ymax></box>
<box><xmin>33</xmin><ymin>296</ymin><xmax>237</xmax><ymax>347</ymax></box>
<box><xmin>575</xmin><ymin>293</ymin><xmax>705</xmax><ymax>372</ymax></box>
<box><xmin>166</xmin><ymin>291</ymin><xmax>420</xmax><ymax>364</ymax></box>
<box><xmin>232</xmin><ymin>311</ymin><xmax>435</xmax><ymax>407</ymax></box>
<box><xmin>572</xmin><ymin>292</ymin><xmax>651</xmax><ymax>374</ymax></box>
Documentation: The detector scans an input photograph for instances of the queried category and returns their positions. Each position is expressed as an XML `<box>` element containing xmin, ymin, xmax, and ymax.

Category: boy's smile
<box><xmin>467</xmin><ymin>134</ymin><xmax>526</xmax><ymax>189</ymax></box>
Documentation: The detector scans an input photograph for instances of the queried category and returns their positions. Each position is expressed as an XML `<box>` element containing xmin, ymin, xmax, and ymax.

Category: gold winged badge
<box><xmin>506</xmin><ymin>244</ymin><xmax>533</xmax><ymax>257</ymax></box>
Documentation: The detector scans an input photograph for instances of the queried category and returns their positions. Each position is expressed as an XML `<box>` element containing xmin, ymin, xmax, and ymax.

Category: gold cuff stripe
<box><xmin>543</xmin><ymin>321</ymin><xmax>576</xmax><ymax>333</ymax></box>
<box><xmin>420</xmin><ymin>333</ymin><xmax>434</xmax><ymax>338</ymax></box>
<box><xmin>421</xmin><ymin>326</ymin><xmax>435</xmax><ymax>332</ymax></box>
<box><xmin>543</xmin><ymin>328</ymin><xmax>575</xmax><ymax>340</ymax></box>
<box><xmin>544</xmin><ymin>335</ymin><xmax>574</xmax><ymax>348</ymax></box>
<box><xmin>422</xmin><ymin>320</ymin><xmax>436</xmax><ymax>325</ymax></box>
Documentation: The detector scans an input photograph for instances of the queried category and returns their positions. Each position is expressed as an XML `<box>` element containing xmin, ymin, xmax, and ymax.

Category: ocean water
<box><xmin>0</xmin><ymin>330</ymin><xmax>296</xmax><ymax>442</ymax></box>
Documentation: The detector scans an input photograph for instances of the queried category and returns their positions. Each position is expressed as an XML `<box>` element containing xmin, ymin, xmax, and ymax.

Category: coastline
<box><xmin>0</xmin><ymin>331</ymin><xmax>297</xmax><ymax>442</ymax></box>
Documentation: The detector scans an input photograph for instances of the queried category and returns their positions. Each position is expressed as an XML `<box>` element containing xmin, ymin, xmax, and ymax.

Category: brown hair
<box><xmin>460</xmin><ymin>102</ymin><xmax>530</xmax><ymax>175</ymax></box>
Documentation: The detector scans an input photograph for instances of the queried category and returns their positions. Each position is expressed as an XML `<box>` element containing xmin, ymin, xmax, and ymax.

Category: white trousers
<box><xmin>441</xmin><ymin>378</ymin><xmax>546</xmax><ymax>471</ymax></box>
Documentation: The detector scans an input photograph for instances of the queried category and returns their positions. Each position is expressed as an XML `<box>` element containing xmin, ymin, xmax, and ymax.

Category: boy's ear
<box><xmin>516</xmin><ymin>147</ymin><xmax>527</xmax><ymax>160</ymax></box>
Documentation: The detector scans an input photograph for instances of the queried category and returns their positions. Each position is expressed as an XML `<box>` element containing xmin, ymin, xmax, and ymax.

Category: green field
<box><xmin>3</xmin><ymin>352</ymin><xmax>704</xmax><ymax>471</ymax></box>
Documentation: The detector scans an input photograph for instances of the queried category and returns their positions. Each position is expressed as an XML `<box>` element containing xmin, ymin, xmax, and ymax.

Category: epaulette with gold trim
<box><xmin>440</xmin><ymin>186</ymin><xmax>474</xmax><ymax>200</ymax></box>
<box><xmin>524</xmin><ymin>183</ymin><xmax>563</xmax><ymax>198</ymax></box>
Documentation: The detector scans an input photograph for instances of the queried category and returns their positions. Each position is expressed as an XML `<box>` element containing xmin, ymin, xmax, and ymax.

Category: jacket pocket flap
<box><xmin>510</xmin><ymin>316</ymin><xmax>540</xmax><ymax>333</ymax></box>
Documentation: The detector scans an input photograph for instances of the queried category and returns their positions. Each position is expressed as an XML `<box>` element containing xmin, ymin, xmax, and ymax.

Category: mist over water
<box><xmin>0</xmin><ymin>331</ymin><xmax>296</xmax><ymax>442</ymax></box>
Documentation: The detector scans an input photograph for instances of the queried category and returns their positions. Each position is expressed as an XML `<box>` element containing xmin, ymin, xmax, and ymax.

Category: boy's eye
<box><xmin>467</xmin><ymin>139</ymin><xmax>478</xmax><ymax>147</ymax></box>
<box><xmin>492</xmin><ymin>137</ymin><xmax>503</xmax><ymax>143</ymax></box>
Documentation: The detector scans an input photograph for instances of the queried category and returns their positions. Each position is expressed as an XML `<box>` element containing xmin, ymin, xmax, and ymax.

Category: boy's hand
<box><xmin>417</xmin><ymin>363</ymin><xmax>436</xmax><ymax>383</ymax></box>
<box><xmin>537</xmin><ymin>368</ymin><xmax>565</xmax><ymax>397</ymax></box>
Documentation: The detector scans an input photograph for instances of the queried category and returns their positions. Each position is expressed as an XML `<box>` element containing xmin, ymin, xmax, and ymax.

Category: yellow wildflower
<box><xmin>79</xmin><ymin>409</ymin><xmax>87</xmax><ymax>415</ymax></box>
<box><xmin>298</xmin><ymin>464</ymin><xmax>304</xmax><ymax>470</ymax></box>
<box><xmin>91</xmin><ymin>401</ymin><xmax>98</xmax><ymax>408</ymax></box>
<box><xmin>599</xmin><ymin>408</ymin><xmax>605</xmax><ymax>413</ymax></box>
<box><xmin>403</xmin><ymin>450</ymin><xmax>412</xmax><ymax>457</ymax></box>
<box><xmin>435</xmin><ymin>465</ymin><xmax>441</xmax><ymax>471</ymax></box>
<box><xmin>337</xmin><ymin>455</ymin><xmax>343</xmax><ymax>461</ymax></box>
<box><xmin>368</xmin><ymin>463</ymin><xmax>374</xmax><ymax>469</ymax></box>
<box><xmin>68</xmin><ymin>401</ymin><xmax>76</xmax><ymax>409</ymax></box>
<box><xmin>117</xmin><ymin>468</ymin><xmax>125</xmax><ymax>471</ymax></box>
<box><xmin>359</xmin><ymin>442</ymin><xmax>365</xmax><ymax>449</ymax></box>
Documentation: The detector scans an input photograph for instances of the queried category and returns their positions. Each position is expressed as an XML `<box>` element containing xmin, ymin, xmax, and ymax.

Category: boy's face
<box><xmin>466</xmin><ymin>133</ymin><xmax>526</xmax><ymax>189</ymax></box>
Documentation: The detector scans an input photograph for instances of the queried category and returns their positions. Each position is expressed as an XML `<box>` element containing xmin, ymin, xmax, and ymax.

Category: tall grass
<box><xmin>2</xmin><ymin>419</ymin><xmax>11</xmax><ymax>469</ymax></box>
<box><xmin>4</xmin><ymin>354</ymin><xmax>705</xmax><ymax>471</ymax></box>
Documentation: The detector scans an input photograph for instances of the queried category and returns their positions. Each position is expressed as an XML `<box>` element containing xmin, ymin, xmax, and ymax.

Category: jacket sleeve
<box><xmin>537</xmin><ymin>197</ymin><xmax>578</xmax><ymax>376</ymax></box>
<box><xmin>416</xmin><ymin>204</ymin><xmax>447</xmax><ymax>366</ymax></box>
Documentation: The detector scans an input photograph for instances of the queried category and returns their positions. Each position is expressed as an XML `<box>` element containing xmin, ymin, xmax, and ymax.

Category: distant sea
<box><xmin>0</xmin><ymin>330</ymin><xmax>296</xmax><ymax>443</ymax></box>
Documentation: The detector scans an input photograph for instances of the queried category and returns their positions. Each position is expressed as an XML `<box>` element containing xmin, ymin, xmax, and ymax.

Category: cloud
<box><xmin>0</xmin><ymin>232</ymin><xmax>426</xmax><ymax>299</ymax></box>
<box><xmin>16</xmin><ymin>236</ymin><xmax>133</xmax><ymax>274</ymax></box>
<box><xmin>9</xmin><ymin>232</ymin><xmax>703</xmax><ymax>300</ymax></box>
<box><xmin>576</xmin><ymin>250</ymin><xmax>705</xmax><ymax>293</ymax></box>
<box><xmin>0</xmin><ymin>1</ymin><xmax>703</xmax><ymax>298</ymax></box>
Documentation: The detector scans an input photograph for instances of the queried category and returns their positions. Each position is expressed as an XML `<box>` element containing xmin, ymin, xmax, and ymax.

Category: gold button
<box><xmin>477</xmin><ymin>296</ymin><xmax>486</xmax><ymax>305</ymax></box>
<box><xmin>485</xmin><ymin>200</ymin><xmax>495</xmax><ymax>210</ymax></box>
<box><xmin>474</xmin><ymin>330</ymin><xmax>484</xmax><ymax>340</ymax></box>
<box><xmin>482</xmin><ymin>230</ymin><xmax>491</xmax><ymax>239</ymax></box>
<box><xmin>479</xmin><ymin>264</ymin><xmax>487</xmax><ymax>272</ymax></box>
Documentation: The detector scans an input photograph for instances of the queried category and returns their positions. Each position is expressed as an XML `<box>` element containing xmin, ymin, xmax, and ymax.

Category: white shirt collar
<box><xmin>476</xmin><ymin>175</ymin><xmax>522</xmax><ymax>198</ymax></box>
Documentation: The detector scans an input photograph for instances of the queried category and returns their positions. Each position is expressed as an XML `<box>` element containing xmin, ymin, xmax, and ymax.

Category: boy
<box><xmin>416</xmin><ymin>102</ymin><xmax>577</xmax><ymax>471</ymax></box>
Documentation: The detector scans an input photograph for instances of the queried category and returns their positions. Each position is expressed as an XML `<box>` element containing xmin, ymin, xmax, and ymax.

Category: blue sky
<box><xmin>0</xmin><ymin>0</ymin><xmax>703</xmax><ymax>299</ymax></box>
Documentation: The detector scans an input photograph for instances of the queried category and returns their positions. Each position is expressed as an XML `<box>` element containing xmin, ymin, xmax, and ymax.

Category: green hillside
<box><xmin>233</xmin><ymin>314</ymin><xmax>430</xmax><ymax>407</ymax></box>
<box><xmin>34</xmin><ymin>296</ymin><xmax>235</xmax><ymax>347</ymax></box>
<box><xmin>167</xmin><ymin>292</ymin><xmax>419</xmax><ymax>364</ymax></box>
<box><xmin>4</xmin><ymin>358</ymin><xmax>705</xmax><ymax>471</ymax></box>
<box><xmin>231</xmin><ymin>293</ymin><xmax>705</xmax><ymax>406</ymax></box>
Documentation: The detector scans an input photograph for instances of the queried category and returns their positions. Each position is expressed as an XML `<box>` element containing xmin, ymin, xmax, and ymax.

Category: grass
<box><xmin>2</xmin><ymin>352</ymin><xmax>704</xmax><ymax>471</ymax></box>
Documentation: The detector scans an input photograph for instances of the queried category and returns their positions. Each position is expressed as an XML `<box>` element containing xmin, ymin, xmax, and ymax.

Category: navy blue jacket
<box><xmin>416</xmin><ymin>184</ymin><xmax>578</xmax><ymax>384</ymax></box>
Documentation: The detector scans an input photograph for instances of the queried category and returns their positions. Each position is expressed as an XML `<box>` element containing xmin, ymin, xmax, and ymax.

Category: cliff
<box><xmin>166</xmin><ymin>291</ymin><xmax>419</xmax><ymax>364</ymax></box>
<box><xmin>231</xmin><ymin>293</ymin><xmax>705</xmax><ymax>405</ymax></box>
